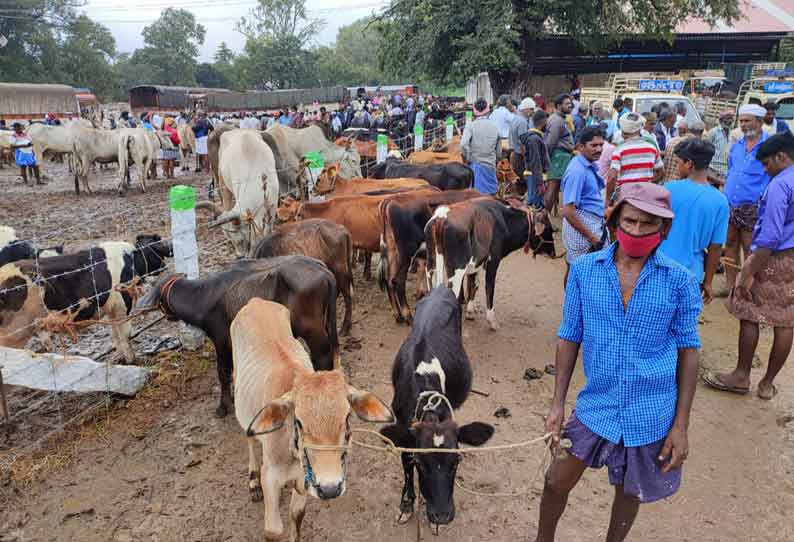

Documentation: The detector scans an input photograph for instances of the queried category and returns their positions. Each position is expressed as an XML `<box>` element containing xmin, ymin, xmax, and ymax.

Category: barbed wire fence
<box><xmin>0</xmin><ymin>109</ymin><xmax>472</xmax><ymax>474</ymax></box>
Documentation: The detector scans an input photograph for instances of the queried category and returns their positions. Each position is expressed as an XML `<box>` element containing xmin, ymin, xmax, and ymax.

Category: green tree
<box><xmin>379</xmin><ymin>0</ymin><xmax>742</xmax><ymax>95</ymax></box>
<box><xmin>134</xmin><ymin>8</ymin><xmax>206</xmax><ymax>86</ymax></box>
<box><xmin>61</xmin><ymin>16</ymin><xmax>118</xmax><ymax>100</ymax></box>
<box><xmin>315</xmin><ymin>17</ymin><xmax>387</xmax><ymax>86</ymax></box>
<box><xmin>235</xmin><ymin>0</ymin><xmax>324</xmax><ymax>89</ymax></box>
<box><xmin>0</xmin><ymin>0</ymin><xmax>78</xmax><ymax>82</ymax></box>
<box><xmin>196</xmin><ymin>62</ymin><xmax>231</xmax><ymax>88</ymax></box>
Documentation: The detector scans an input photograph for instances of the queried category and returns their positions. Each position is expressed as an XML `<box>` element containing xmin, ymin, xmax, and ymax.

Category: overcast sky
<box><xmin>81</xmin><ymin>0</ymin><xmax>388</xmax><ymax>61</ymax></box>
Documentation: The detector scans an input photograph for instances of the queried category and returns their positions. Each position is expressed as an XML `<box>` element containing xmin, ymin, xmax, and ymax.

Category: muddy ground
<box><xmin>1</xmin><ymin>159</ymin><xmax>793</xmax><ymax>542</ymax></box>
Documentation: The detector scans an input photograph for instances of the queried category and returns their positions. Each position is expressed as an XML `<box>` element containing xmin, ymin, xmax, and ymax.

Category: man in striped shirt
<box><xmin>605</xmin><ymin>113</ymin><xmax>663</xmax><ymax>209</ymax></box>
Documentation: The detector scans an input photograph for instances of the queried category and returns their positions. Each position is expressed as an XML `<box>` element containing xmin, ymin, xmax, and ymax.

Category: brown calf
<box><xmin>251</xmin><ymin>219</ymin><xmax>355</xmax><ymax>335</ymax></box>
<box><xmin>377</xmin><ymin>189</ymin><xmax>482</xmax><ymax>323</ymax></box>
<box><xmin>233</xmin><ymin>299</ymin><xmax>392</xmax><ymax>541</ymax></box>
<box><xmin>314</xmin><ymin>163</ymin><xmax>429</xmax><ymax>197</ymax></box>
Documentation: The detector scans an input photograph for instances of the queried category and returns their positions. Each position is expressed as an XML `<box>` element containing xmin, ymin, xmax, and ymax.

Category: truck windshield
<box><xmin>634</xmin><ymin>98</ymin><xmax>701</xmax><ymax>124</ymax></box>
<box><xmin>777</xmin><ymin>99</ymin><xmax>794</xmax><ymax>120</ymax></box>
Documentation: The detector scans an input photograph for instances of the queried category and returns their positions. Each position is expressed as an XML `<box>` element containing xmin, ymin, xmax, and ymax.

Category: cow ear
<box><xmin>248</xmin><ymin>391</ymin><xmax>295</xmax><ymax>436</ymax></box>
<box><xmin>348</xmin><ymin>386</ymin><xmax>394</xmax><ymax>423</ymax></box>
<box><xmin>457</xmin><ymin>422</ymin><xmax>495</xmax><ymax>446</ymax></box>
<box><xmin>380</xmin><ymin>423</ymin><xmax>413</xmax><ymax>448</ymax></box>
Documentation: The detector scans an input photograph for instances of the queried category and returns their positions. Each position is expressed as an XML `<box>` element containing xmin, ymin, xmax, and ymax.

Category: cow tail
<box><xmin>118</xmin><ymin>132</ymin><xmax>132</xmax><ymax>182</ymax></box>
<box><xmin>377</xmin><ymin>200</ymin><xmax>389</xmax><ymax>292</ymax></box>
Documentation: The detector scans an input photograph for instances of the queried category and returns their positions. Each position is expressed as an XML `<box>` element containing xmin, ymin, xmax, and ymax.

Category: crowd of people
<box><xmin>484</xmin><ymin>90</ymin><xmax>792</xmax><ymax>540</ymax></box>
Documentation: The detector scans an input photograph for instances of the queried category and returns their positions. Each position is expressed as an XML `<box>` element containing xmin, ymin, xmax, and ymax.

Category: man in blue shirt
<box><xmin>724</xmin><ymin>104</ymin><xmax>770</xmax><ymax>289</ymax></box>
<box><xmin>660</xmin><ymin>139</ymin><xmax>729</xmax><ymax>303</ymax></box>
<box><xmin>535</xmin><ymin>182</ymin><xmax>701</xmax><ymax>542</ymax></box>
<box><xmin>706</xmin><ymin>132</ymin><xmax>794</xmax><ymax>400</ymax></box>
<box><xmin>560</xmin><ymin>126</ymin><xmax>606</xmax><ymax>286</ymax></box>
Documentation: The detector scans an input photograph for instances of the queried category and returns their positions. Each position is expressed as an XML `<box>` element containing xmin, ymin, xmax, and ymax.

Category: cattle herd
<box><xmin>0</xmin><ymin>121</ymin><xmax>559</xmax><ymax>540</ymax></box>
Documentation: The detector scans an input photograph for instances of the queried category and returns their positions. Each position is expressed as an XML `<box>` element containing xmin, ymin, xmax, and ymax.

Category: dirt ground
<box><xmin>1</xmin><ymin>159</ymin><xmax>794</xmax><ymax>542</ymax></box>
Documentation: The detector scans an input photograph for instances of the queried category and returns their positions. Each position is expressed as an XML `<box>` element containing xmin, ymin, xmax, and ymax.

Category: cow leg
<box><xmin>262</xmin><ymin>463</ymin><xmax>286</xmax><ymax>540</ymax></box>
<box><xmin>465</xmin><ymin>274</ymin><xmax>478</xmax><ymax>321</ymax></box>
<box><xmin>397</xmin><ymin>452</ymin><xmax>416</xmax><ymax>523</ymax></box>
<box><xmin>215</xmin><ymin>345</ymin><xmax>234</xmax><ymax>418</ymax></box>
<box><xmin>248</xmin><ymin>437</ymin><xmax>264</xmax><ymax>502</ymax></box>
<box><xmin>289</xmin><ymin>488</ymin><xmax>308</xmax><ymax>542</ymax></box>
<box><xmin>363</xmin><ymin>252</ymin><xmax>372</xmax><ymax>280</ymax></box>
<box><xmin>485</xmin><ymin>260</ymin><xmax>499</xmax><ymax>330</ymax></box>
<box><xmin>107</xmin><ymin>293</ymin><xmax>134</xmax><ymax>363</ymax></box>
<box><xmin>339</xmin><ymin>273</ymin><xmax>353</xmax><ymax>336</ymax></box>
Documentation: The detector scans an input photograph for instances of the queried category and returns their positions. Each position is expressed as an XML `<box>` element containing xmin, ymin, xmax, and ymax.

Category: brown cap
<box><xmin>609</xmin><ymin>182</ymin><xmax>674</xmax><ymax>227</ymax></box>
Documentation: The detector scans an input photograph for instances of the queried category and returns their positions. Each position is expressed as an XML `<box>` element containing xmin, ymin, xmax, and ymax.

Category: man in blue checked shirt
<box><xmin>534</xmin><ymin>182</ymin><xmax>702</xmax><ymax>542</ymax></box>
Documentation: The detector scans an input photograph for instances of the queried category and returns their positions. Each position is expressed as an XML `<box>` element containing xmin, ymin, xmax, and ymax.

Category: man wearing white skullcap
<box><xmin>606</xmin><ymin>113</ymin><xmax>664</xmax><ymax>209</ymax></box>
<box><xmin>723</xmin><ymin>102</ymin><xmax>771</xmax><ymax>287</ymax></box>
<box><xmin>507</xmin><ymin>97</ymin><xmax>536</xmax><ymax>198</ymax></box>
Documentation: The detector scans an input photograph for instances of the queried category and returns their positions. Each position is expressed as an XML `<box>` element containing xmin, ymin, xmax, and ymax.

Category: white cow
<box><xmin>232</xmin><ymin>298</ymin><xmax>392</xmax><ymax>541</ymax></box>
<box><xmin>266</xmin><ymin>124</ymin><xmax>361</xmax><ymax>195</ymax></box>
<box><xmin>25</xmin><ymin>121</ymin><xmax>90</xmax><ymax>174</ymax></box>
<box><xmin>197</xmin><ymin>129</ymin><xmax>280</xmax><ymax>257</ymax></box>
<box><xmin>117</xmin><ymin>129</ymin><xmax>175</xmax><ymax>194</ymax></box>
<box><xmin>177</xmin><ymin>123</ymin><xmax>197</xmax><ymax>171</ymax></box>
<box><xmin>73</xmin><ymin>128</ymin><xmax>123</xmax><ymax>194</ymax></box>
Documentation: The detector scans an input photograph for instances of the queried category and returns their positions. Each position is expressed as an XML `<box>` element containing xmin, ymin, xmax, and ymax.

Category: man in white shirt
<box><xmin>489</xmin><ymin>94</ymin><xmax>515</xmax><ymax>141</ymax></box>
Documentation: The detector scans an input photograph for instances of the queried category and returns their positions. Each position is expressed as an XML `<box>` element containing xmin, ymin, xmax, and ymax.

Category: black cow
<box><xmin>0</xmin><ymin>234</ymin><xmax>171</xmax><ymax>362</ymax></box>
<box><xmin>380</xmin><ymin>287</ymin><xmax>494</xmax><ymax>531</ymax></box>
<box><xmin>0</xmin><ymin>226</ymin><xmax>63</xmax><ymax>267</ymax></box>
<box><xmin>137</xmin><ymin>256</ymin><xmax>339</xmax><ymax>418</ymax></box>
<box><xmin>377</xmin><ymin>189</ymin><xmax>481</xmax><ymax>324</ymax></box>
<box><xmin>424</xmin><ymin>197</ymin><xmax>555</xmax><ymax>330</ymax></box>
<box><xmin>370</xmin><ymin>158</ymin><xmax>473</xmax><ymax>191</ymax></box>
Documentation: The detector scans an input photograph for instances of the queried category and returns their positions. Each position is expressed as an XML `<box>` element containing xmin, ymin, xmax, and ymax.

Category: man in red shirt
<box><xmin>606</xmin><ymin>113</ymin><xmax>664</xmax><ymax>210</ymax></box>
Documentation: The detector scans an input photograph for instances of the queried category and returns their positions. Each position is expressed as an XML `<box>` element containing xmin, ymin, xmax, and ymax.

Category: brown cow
<box><xmin>377</xmin><ymin>189</ymin><xmax>482</xmax><ymax>323</ymax></box>
<box><xmin>408</xmin><ymin>135</ymin><xmax>463</xmax><ymax>165</ymax></box>
<box><xmin>251</xmin><ymin>219</ymin><xmax>354</xmax><ymax>335</ymax></box>
<box><xmin>314</xmin><ymin>163</ymin><xmax>429</xmax><ymax>197</ymax></box>
<box><xmin>495</xmin><ymin>158</ymin><xmax>521</xmax><ymax>198</ymax></box>
<box><xmin>334</xmin><ymin>135</ymin><xmax>398</xmax><ymax>161</ymax></box>
<box><xmin>277</xmin><ymin>190</ymin><xmax>439</xmax><ymax>279</ymax></box>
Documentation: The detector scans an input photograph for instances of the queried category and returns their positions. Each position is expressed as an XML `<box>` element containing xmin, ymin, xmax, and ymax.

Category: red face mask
<box><xmin>616</xmin><ymin>228</ymin><xmax>661</xmax><ymax>258</ymax></box>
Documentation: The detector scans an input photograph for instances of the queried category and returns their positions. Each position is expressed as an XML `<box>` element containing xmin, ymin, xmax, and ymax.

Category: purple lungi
<box><xmin>562</xmin><ymin>411</ymin><xmax>681</xmax><ymax>503</ymax></box>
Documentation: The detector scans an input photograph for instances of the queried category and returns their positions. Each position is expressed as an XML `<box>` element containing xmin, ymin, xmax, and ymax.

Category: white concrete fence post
<box><xmin>169</xmin><ymin>185</ymin><xmax>205</xmax><ymax>350</ymax></box>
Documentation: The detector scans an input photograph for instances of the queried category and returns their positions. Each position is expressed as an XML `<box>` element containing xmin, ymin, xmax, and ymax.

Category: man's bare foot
<box><xmin>757</xmin><ymin>380</ymin><xmax>778</xmax><ymax>400</ymax></box>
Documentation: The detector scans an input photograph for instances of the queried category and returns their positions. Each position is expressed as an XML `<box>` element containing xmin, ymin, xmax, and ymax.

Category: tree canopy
<box><xmin>378</xmin><ymin>0</ymin><xmax>743</xmax><ymax>94</ymax></box>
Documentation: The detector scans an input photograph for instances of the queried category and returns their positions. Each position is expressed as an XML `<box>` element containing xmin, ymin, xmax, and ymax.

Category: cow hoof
<box><xmin>250</xmin><ymin>486</ymin><xmax>263</xmax><ymax>502</ymax></box>
<box><xmin>486</xmin><ymin>310</ymin><xmax>499</xmax><ymax>331</ymax></box>
<box><xmin>395</xmin><ymin>314</ymin><xmax>405</xmax><ymax>324</ymax></box>
<box><xmin>465</xmin><ymin>310</ymin><xmax>476</xmax><ymax>321</ymax></box>
<box><xmin>215</xmin><ymin>404</ymin><xmax>228</xmax><ymax>418</ymax></box>
<box><xmin>397</xmin><ymin>510</ymin><xmax>414</xmax><ymax>524</ymax></box>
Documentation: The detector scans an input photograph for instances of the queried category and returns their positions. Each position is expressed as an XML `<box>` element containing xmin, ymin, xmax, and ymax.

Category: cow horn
<box><xmin>195</xmin><ymin>200</ymin><xmax>223</xmax><ymax>218</ymax></box>
<box><xmin>210</xmin><ymin>210</ymin><xmax>242</xmax><ymax>228</ymax></box>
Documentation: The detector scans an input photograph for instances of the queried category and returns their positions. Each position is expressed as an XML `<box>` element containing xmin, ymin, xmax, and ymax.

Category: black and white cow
<box><xmin>0</xmin><ymin>234</ymin><xmax>171</xmax><ymax>362</ymax></box>
<box><xmin>424</xmin><ymin>197</ymin><xmax>555</xmax><ymax>330</ymax></box>
<box><xmin>380</xmin><ymin>286</ymin><xmax>494</xmax><ymax>532</ymax></box>
<box><xmin>0</xmin><ymin>226</ymin><xmax>63</xmax><ymax>267</ymax></box>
